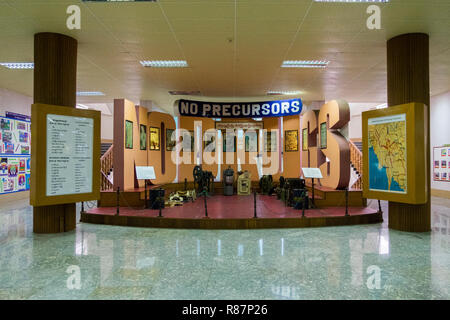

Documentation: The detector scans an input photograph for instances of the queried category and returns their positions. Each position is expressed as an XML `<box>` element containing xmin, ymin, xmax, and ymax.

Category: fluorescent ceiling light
<box><xmin>314</xmin><ymin>0</ymin><xmax>388</xmax><ymax>2</ymax></box>
<box><xmin>82</xmin><ymin>0</ymin><xmax>157</xmax><ymax>2</ymax></box>
<box><xmin>76</xmin><ymin>104</ymin><xmax>90</xmax><ymax>110</ymax></box>
<box><xmin>76</xmin><ymin>91</ymin><xmax>105</xmax><ymax>96</ymax></box>
<box><xmin>252</xmin><ymin>118</ymin><xmax>263</xmax><ymax>121</ymax></box>
<box><xmin>212</xmin><ymin>118</ymin><xmax>222</xmax><ymax>122</ymax></box>
<box><xmin>267</xmin><ymin>90</ymin><xmax>302</xmax><ymax>95</ymax></box>
<box><xmin>140</xmin><ymin>60</ymin><xmax>188</xmax><ymax>68</ymax></box>
<box><xmin>282</xmin><ymin>60</ymin><xmax>329</xmax><ymax>68</ymax></box>
<box><xmin>0</xmin><ymin>62</ymin><xmax>34</xmax><ymax>69</ymax></box>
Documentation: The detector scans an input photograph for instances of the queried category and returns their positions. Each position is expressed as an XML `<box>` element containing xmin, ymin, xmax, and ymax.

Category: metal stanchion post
<box><xmin>378</xmin><ymin>199</ymin><xmax>382</xmax><ymax>214</ymax></box>
<box><xmin>302</xmin><ymin>193</ymin><xmax>306</xmax><ymax>218</ymax></box>
<box><xmin>345</xmin><ymin>187</ymin><xmax>349</xmax><ymax>216</ymax></box>
<box><xmin>158</xmin><ymin>198</ymin><xmax>163</xmax><ymax>218</ymax></box>
<box><xmin>204</xmin><ymin>190</ymin><xmax>208</xmax><ymax>218</ymax></box>
<box><xmin>144</xmin><ymin>181</ymin><xmax>148</xmax><ymax>209</ymax></box>
<box><xmin>253</xmin><ymin>192</ymin><xmax>257</xmax><ymax>218</ymax></box>
<box><xmin>116</xmin><ymin>187</ymin><xmax>120</xmax><ymax>216</ymax></box>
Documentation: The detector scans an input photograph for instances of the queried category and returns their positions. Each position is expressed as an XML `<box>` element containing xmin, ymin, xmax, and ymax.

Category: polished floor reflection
<box><xmin>0</xmin><ymin>198</ymin><xmax>449</xmax><ymax>299</ymax></box>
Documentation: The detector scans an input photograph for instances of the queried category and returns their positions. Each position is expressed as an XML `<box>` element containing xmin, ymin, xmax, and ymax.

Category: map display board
<box><xmin>368</xmin><ymin>114</ymin><xmax>407</xmax><ymax>193</ymax></box>
<box><xmin>362</xmin><ymin>103</ymin><xmax>427</xmax><ymax>204</ymax></box>
<box><xmin>30</xmin><ymin>103</ymin><xmax>100</xmax><ymax>207</ymax></box>
<box><xmin>0</xmin><ymin>115</ymin><xmax>31</xmax><ymax>195</ymax></box>
<box><xmin>433</xmin><ymin>145</ymin><xmax>450</xmax><ymax>182</ymax></box>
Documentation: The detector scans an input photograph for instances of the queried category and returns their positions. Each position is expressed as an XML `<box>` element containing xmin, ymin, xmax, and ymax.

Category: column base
<box><xmin>33</xmin><ymin>203</ymin><xmax>76</xmax><ymax>233</ymax></box>
<box><xmin>388</xmin><ymin>201</ymin><xmax>431</xmax><ymax>232</ymax></box>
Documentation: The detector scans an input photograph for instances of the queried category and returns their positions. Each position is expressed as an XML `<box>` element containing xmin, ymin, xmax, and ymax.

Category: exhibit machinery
<box><xmin>80</xmin><ymin>97</ymin><xmax>382</xmax><ymax>230</ymax></box>
<box><xmin>237</xmin><ymin>171</ymin><xmax>251</xmax><ymax>196</ymax></box>
<box><xmin>223</xmin><ymin>166</ymin><xmax>234</xmax><ymax>196</ymax></box>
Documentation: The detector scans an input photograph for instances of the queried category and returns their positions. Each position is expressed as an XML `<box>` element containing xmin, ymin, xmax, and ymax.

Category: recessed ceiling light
<box><xmin>282</xmin><ymin>60</ymin><xmax>329</xmax><ymax>68</ymax></box>
<box><xmin>140</xmin><ymin>60</ymin><xmax>188</xmax><ymax>68</ymax></box>
<box><xmin>314</xmin><ymin>0</ymin><xmax>388</xmax><ymax>2</ymax></box>
<box><xmin>0</xmin><ymin>63</ymin><xmax>34</xmax><ymax>69</ymax></box>
<box><xmin>267</xmin><ymin>90</ymin><xmax>303</xmax><ymax>95</ymax></box>
<box><xmin>76</xmin><ymin>91</ymin><xmax>105</xmax><ymax>96</ymax></box>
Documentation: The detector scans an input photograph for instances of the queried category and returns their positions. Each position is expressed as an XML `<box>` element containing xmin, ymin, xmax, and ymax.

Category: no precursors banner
<box><xmin>178</xmin><ymin>98</ymin><xmax>302</xmax><ymax>118</ymax></box>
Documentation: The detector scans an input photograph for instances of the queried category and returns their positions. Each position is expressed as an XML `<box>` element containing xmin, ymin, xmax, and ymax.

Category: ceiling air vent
<box><xmin>169</xmin><ymin>91</ymin><xmax>201</xmax><ymax>96</ymax></box>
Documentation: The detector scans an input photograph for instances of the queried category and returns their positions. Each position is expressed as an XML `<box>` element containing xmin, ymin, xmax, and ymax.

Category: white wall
<box><xmin>430</xmin><ymin>90</ymin><xmax>450</xmax><ymax>192</ymax></box>
<box><xmin>0</xmin><ymin>88</ymin><xmax>32</xmax><ymax>117</ymax></box>
<box><xmin>0</xmin><ymin>87</ymin><xmax>114</xmax><ymax>141</ymax></box>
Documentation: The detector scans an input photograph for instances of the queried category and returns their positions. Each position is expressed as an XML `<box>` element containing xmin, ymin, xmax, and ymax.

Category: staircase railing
<box><xmin>100</xmin><ymin>144</ymin><xmax>113</xmax><ymax>191</ymax></box>
<box><xmin>349</xmin><ymin>139</ymin><xmax>363</xmax><ymax>190</ymax></box>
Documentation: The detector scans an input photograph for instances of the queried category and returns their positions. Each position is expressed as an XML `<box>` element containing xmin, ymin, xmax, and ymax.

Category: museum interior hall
<box><xmin>0</xmin><ymin>0</ymin><xmax>449</xmax><ymax>301</ymax></box>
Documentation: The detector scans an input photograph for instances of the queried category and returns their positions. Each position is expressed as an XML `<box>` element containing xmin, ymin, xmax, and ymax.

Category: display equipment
<box><xmin>285</xmin><ymin>130</ymin><xmax>298</xmax><ymax>152</ymax></box>
<box><xmin>245</xmin><ymin>131</ymin><xmax>258</xmax><ymax>152</ymax></box>
<box><xmin>140</xmin><ymin>124</ymin><xmax>147</xmax><ymax>150</ymax></box>
<box><xmin>30</xmin><ymin>103</ymin><xmax>100</xmax><ymax>207</ymax></box>
<box><xmin>166</xmin><ymin>128</ymin><xmax>176</xmax><ymax>151</ymax></box>
<box><xmin>125</xmin><ymin>120</ymin><xmax>133</xmax><ymax>149</ymax></box>
<box><xmin>320</xmin><ymin>122</ymin><xmax>327</xmax><ymax>149</ymax></box>
<box><xmin>0</xmin><ymin>115</ymin><xmax>31</xmax><ymax>195</ymax></box>
<box><xmin>433</xmin><ymin>145</ymin><xmax>450</xmax><ymax>182</ymax></box>
<box><xmin>149</xmin><ymin>127</ymin><xmax>160</xmax><ymax>150</ymax></box>
<box><xmin>362</xmin><ymin>102</ymin><xmax>427</xmax><ymax>204</ymax></box>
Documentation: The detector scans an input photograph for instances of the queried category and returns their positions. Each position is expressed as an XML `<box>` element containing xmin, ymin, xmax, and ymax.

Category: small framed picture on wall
<box><xmin>140</xmin><ymin>125</ymin><xmax>147</xmax><ymax>150</ymax></box>
<box><xmin>149</xmin><ymin>127</ymin><xmax>160</xmax><ymax>150</ymax></box>
<box><xmin>125</xmin><ymin>120</ymin><xmax>133</xmax><ymax>149</ymax></box>
<box><xmin>166</xmin><ymin>128</ymin><xmax>176</xmax><ymax>151</ymax></box>
<box><xmin>285</xmin><ymin>130</ymin><xmax>298</xmax><ymax>152</ymax></box>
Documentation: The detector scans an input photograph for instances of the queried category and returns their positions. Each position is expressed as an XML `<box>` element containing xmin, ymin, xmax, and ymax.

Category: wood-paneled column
<box><xmin>33</xmin><ymin>32</ymin><xmax>78</xmax><ymax>233</ymax></box>
<box><xmin>387</xmin><ymin>33</ymin><xmax>431</xmax><ymax>232</ymax></box>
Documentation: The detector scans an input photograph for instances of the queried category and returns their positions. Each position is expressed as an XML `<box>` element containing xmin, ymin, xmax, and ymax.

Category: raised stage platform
<box><xmin>98</xmin><ymin>182</ymin><xmax>366</xmax><ymax>208</ymax></box>
<box><xmin>82</xmin><ymin>194</ymin><xmax>382</xmax><ymax>229</ymax></box>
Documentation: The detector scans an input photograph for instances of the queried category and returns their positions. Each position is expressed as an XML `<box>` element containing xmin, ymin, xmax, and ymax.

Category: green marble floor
<box><xmin>0</xmin><ymin>197</ymin><xmax>449</xmax><ymax>300</ymax></box>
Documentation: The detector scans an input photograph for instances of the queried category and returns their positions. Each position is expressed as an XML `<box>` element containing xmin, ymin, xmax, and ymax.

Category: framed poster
<box><xmin>166</xmin><ymin>128</ymin><xmax>176</xmax><ymax>151</ymax></box>
<box><xmin>245</xmin><ymin>132</ymin><xmax>258</xmax><ymax>152</ymax></box>
<box><xmin>223</xmin><ymin>132</ymin><xmax>236</xmax><ymax>152</ymax></box>
<box><xmin>140</xmin><ymin>124</ymin><xmax>147</xmax><ymax>150</ymax></box>
<box><xmin>302</xmin><ymin>128</ymin><xmax>308</xmax><ymax>151</ymax></box>
<box><xmin>320</xmin><ymin>122</ymin><xmax>327</xmax><ymax>149</ymax></box>
<box><xmin>362</xmin><ymin>102</ymin><xmax>427</xmax><ymax>204</ymax></box>
<box><xmin>433</xmin><ymin>145</ymin><xmax>450</xmax><ymax>182</ymax></box>
<box><xmin>30</xmin><ymin>103</ymin><xmax>100</xmax><ymax>207</ymax></box>
<box><xmin>149</xmin><ymin>127</ymin><xmax>160</xmax><ymax>150</ymax></box>
<box><xmin>181</xmin><ymin>130</ymin><xmax>194</xmax><ymax>152</ymax></box>
<box><xmin>264</xmin><ymin>131</ymin><xmax>276</xmax><ymax>152</ymax></box>
<box><xmin>204</xmin><ymin>131</ymin><xmax>216</xmax><ymax>152</ymax></box>
<box><xmin>285</xmin><ymin>130</ymin><xmax>298</xmax><ymax>152</ymax></box>
<box><xmin>125</xmin><ymin>120</ymin><xmax>133</xmax><ymax>149</ymax></box>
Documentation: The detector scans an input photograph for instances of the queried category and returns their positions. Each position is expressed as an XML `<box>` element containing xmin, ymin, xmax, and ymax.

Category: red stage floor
<box><xmin>86</xmin><ymin>194</ymin><xmax>377</xmax><ymax>219</ymax></box>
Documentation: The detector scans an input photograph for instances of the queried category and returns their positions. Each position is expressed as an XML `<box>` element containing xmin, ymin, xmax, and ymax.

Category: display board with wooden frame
<box><xmin>320</xmin><ymin>122</ymin><xmax>327</xmax><ymax>149</ymax></box>
<box><xmin>166</xmin><ymin>128</ymin><xmax>176</xmax><ymax>151</ymax></box>
<box><xmin>302</xmin><ymin>128</ymin><xmax>308</xmax><ymax>151</ymax></box>
<box><xmin>362</xmin><ymin>102</ymin><xmax>427</xmax><ymax>204</ymax></box>
<box><xmin>30</xmin><ymin>103</ymin><xmax>101</xmax><ymax>207</ymax></box>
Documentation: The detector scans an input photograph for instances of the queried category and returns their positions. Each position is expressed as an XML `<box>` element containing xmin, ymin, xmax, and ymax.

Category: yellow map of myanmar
<box><xmin>368</xmin><ymin>114</ymin><xmax>407</xmax><ymax>193</ymax></box>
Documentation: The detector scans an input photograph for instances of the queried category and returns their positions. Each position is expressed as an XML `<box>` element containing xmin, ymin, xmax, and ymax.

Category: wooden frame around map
<box><xmin>30</xmin><ymin>103</ymin><xmax>101</xmax><ymax>207</ymax></box>
<box><xmin>362</xmin><ymin>102</ymin><xmax>427</xmax><ymax>204</ymax></box>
